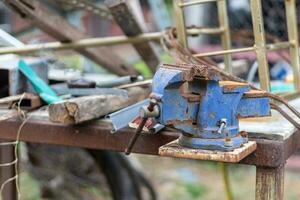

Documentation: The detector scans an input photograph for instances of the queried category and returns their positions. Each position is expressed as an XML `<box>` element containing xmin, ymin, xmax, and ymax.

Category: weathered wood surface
<box><xmin>240</xmin><ymin>98</ymin><xmax>300</xmax><ymax>141</ymax></box>
<box><xmin>106</xmin><ymin>0</ymin><xmax>159</xmax><ymax>72</ymax></box>
<box><xmin>255</xmin><ymin>164</ymin><xmax>285</xmax><ymax>200</ymax></box>
<box><xmin>3</xmin><ymin>0</ymin><xmax>136</xmax><ymax>76</ymax></box>
<box><xmin>48</xmin><ymin>87</ymin><xmax>149</xmax><ymax>124</ymax></box>
<box><xmin>0</xmin><ymin>93</ymin><xmax>42</xmax><ymax>110</ymax></box>
<box><xmin>0</xmin><ymin>110</ymin><xmax>19</xmax><ymax>122</ymax></box>
<box><xmin>159</xmin><ymin>140</ymin><xmax>257</xmax><ymax>163</ymax></box>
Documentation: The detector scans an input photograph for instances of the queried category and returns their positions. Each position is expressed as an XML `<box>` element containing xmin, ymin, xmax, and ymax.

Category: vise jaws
<box><xmin>148</xmin><ymin>64</ymin><xmax>271</xmax><ymax>152</ymax></box>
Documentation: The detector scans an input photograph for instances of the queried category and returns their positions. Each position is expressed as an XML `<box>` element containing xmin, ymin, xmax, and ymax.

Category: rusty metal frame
<box><xmin>285</xmin><ymin>0</ymin><xmax>300</xmax><ymax>90</ymax></box>
<box><xmin>0</xmin><ymin>117</ymin><xmax>296</xmax><ymax>167</ymax></box>
<box><xmin>174</xmin><ymin>0</ymin><xmax>300</xmax><ymax>92</ymax></box>
<box><xmin>173</xmin><ymin>0</ymin><xmax>232</xmax><ymax>73</ymax></box>
<box><xmin>250</xmin><ymin>0</ymin><xmax>270</xmax><ymax>91</ymax></box>
<box><xmin>0</xmin><ymin>0</ymin><xmax>298</xmax><ymax>91</ymax></box>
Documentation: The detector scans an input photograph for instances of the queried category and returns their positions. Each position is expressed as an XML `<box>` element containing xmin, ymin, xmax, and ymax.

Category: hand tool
<box><xmin>125</xmin><ymin>63</ymin><xmax>272</xmax><ymax>161</ymax></box>
<box><xmin>150</xmin><ymin>64</ymin><xmax>270</xmax><ymax>151</ymax></box>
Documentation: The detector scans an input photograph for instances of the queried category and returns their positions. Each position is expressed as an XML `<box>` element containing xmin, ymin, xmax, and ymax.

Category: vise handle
<box><xmin>125</xmin><ymin>99</ymin><xmax>158</xmax><ymax>155</ymax></box>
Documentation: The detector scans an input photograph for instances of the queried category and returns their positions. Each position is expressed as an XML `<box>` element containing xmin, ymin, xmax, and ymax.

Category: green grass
<box><xmin>133</xmin><ymin>61</ymin><xmax>153</xmax><ymax>78</ymax></box>
<box><xmin>169</xmin><ymin>181</ymin><xmax>207</xmax><ymax>200</ymax></box>
<box><xmin>20</xmin><ymin>173</ymin><xmax>41</xmax><ymax>200</ymax></box>
<box><xmin>185</xmin><ymin>182</ymin><xmax>207</xmax><ymax>199</ymax></box>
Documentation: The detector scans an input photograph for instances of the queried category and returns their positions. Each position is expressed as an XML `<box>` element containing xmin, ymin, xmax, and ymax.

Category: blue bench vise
<box><xmin>149</xmin><ymin>64</ymin><xmax>271</xmax><ymax>152</ymax></box>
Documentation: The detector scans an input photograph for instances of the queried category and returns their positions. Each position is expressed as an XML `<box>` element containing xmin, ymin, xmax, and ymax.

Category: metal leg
<box><xmin>0</xmin><ymin>143</ymin><xmax>16</xmax><ymax>200</ymax></box>
<box><xmin>255</xmin><ymin>164</ymin><xmax>285</xmax><ymax>200</ymax></box>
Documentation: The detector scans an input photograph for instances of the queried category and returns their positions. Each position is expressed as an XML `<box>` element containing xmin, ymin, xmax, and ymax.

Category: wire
<box><xmin>267</xmin><ymin>94</ymin><xmax>300</xmax><ymax>119</ymax></box>
<box><xmin>0</xmin><ymin>93</ymin><xmax>26</xmax><ymax>200</ymax></box>
<box><xmin>0</xmin><ymin>93</ymin><xmax>46</xmax><ymax>200</ymax></box>
<box><xmin>270</xmin><ymin>102</ymin><xmax>300</xmax><ymax>129</ymax></box>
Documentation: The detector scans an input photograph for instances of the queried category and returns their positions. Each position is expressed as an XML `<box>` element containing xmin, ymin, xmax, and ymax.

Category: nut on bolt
<box><xmin>224</xmin><ymin>137</ymin><xmax>233</xmax><ymax>147</ymax></box>
<box><xmin>139</xmin><ymin>99</ymin><xmax>159</xmax><ymax>118</ymax></box>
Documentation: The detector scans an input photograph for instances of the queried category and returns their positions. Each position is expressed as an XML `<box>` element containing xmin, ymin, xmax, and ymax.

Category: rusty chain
<box><xmin>53</xmin><ymin>0</ymin><xmax>112</xmax><ymax>19</ymax></box>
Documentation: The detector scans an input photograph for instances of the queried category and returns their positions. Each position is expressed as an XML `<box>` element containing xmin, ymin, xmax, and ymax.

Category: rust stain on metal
<box><xmin>239</xmin><ymin>116</ymin><xmax>274</xmax><ymax>122</ymax></box>
<box><xmin>166</xmin><ymin>119</ymin><xmax>194</xmax><ymax>126</ymax></box>
<box><xmin>209</xmin><ymin>112</ymin><xmax>216</xmax><ymax>119</ymax></box>
<box><xmin>220</xmin><ymin>81</ymin><xmax>248</xmax><ymax>92</ymax></box>
<box><xmin>162</xmin><ymin>63</ymin><xmax>245</xmax><ymax>83</ymax></box>
<box><xmin>159</xmin><ymin>139</ymin><xmax>257</xmax><ymax>163</ymax></box>
<box><xmin>255</xmin><ymin>164</ymin><xmax>285</xmax><ymax>200</ymax></box>
<box><xmin>243</xmin><ymin>90</ymin><xmax>269</xmax><ymax>98</ymax></box>
<box><xmin>181</xmin><ymin>93</ymin><xmax>202</xmax><ymax>102</ymax></box>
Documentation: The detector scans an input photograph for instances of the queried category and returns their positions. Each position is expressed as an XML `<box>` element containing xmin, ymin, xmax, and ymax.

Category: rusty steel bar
<box><xmin>106</xmin><ymin>0</ymin><xmax>160</xmax><ymax>73</ymax></box>
<box><xmin>0</xmin><ymin>140</ymin><xmax>16</xmax><ymax>200</ymax></box>
<box><xmin>217</xmin><ymin>0</ymin><xmax>232</xmax><ymax>73</ymax></box>
<box><xmin>255</xmin><ymin>164</ymin><xmax>285</xmax><ymax>200</ymax></box>
<box><xmin>0</xmin><ymin>33</ymin><xmax>162</xmax><ymax>55</ymax></box>
<box><xmin>179</xmin><ymin>0</ymin><xmax>222</xmax><ymax>7</ymax></box>
<box><xmin>0</xmin><ymin>28</ymin><xmax>226</xmax><ymax>55</ymax></box>
<box><xmin>173</xmin><ymin>0</ymin><xmax>188</xmax><ymax>48</ymax></box>
<box><xmin>193</xmin><ymin>42</ymin><xmax>291</xmax><ymax>57</ymax></box>
<box><xmin>285</xmin><ymin>0</ymin><xmax>300</xmax><ymax>91</ymax></box>
<box><xmin>3</xmin><ymin>0</ymin><xmax>137</xmax><ymax>76</ymax></box>
<box><xmin>194</xmin><ymin>47</ymin><xmax>255</xmax><ymax>57</ymax></box>
<box><xmin>188</xmin><ymin>27</ymin><xmax>224</xmax><ymax>35</ymax></box>
<box><xmin>250</xmin><ymin>0</ymin><xmax>270</xmax><ymax>91</ymax></box>
<box><xmin>266</xmin><ymin>41</ymin><xmax>291</xmax><ymax>51</ymax></box>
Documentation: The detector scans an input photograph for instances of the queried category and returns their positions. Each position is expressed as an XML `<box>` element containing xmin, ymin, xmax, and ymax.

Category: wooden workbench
<box><xmin>1</xmin><ymin>98</ymin><xmax>300</xmax><ymax>200</ymax></box>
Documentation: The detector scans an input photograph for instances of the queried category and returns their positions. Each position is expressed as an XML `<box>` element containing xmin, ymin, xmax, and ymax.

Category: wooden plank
<box><xmin>159</xmin><ymin>140</ymin><xmax>257</xmax><ymax>163</ymax></box>
<box><xmin>0</xmin><ymin>111</ymin><xmax>19</xmax><ymax>122</ymax></box>
<box><xmin>255</xmin><ymin>164</ymin><xmax>284</xmax><ymax>200</ymax></box>
<box><xmin>48</xmin><ymin>86</ymin><xmax>149</xmax><ymax>124</ymax></box>
<box><xmin>3</xmin><ymin>0</ymin><xmax>136</xmax><ymax>76</ymax></box>
<box><xmin>0</xmin><ymin>93</ymin><xmax>42</xmax><ymax>110</ymax></box>
<box><xmin>105</xmin><ymin>0</ymin><xmax>159</xmax><ymax>73</ymax></box>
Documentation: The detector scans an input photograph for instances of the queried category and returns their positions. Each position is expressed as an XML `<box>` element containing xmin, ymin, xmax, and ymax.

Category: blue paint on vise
<box><xmin>151</xmin><ymin>66</ymin><xmax>271</xmax><ymax>151</ymax></box>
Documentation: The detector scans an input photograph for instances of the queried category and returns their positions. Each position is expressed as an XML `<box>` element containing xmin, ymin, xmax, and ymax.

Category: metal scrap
<box><xmin>3</xmin><ymin>0</ymin><xmax>136</xmax><ymax>76</ymax></box>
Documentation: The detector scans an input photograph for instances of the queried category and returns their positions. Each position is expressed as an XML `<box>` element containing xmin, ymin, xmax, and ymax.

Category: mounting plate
<box><xmin>159</xmin><ymin>140</ymin><xmax>257</xmax><ymax>163</ymax></box>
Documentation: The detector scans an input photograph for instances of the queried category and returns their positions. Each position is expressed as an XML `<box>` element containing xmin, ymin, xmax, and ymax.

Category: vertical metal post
<box><xmin>0</xmin><ymin>142</ymin><xmax>16</xmax><ymax>200</ymax></box>
<box><xmin>173</xmin><ymin>0</ymin><xmax>188</xmax><ymax>48</ymax></box>
<box><xmin>285</xmin><ymin>0</ymin><xmax>300</xmax><ymax>91</ymax></box>
<box><xmin>255</xmin><ymin>165</ymin><xmax>284</xmax><ymax>200</ymax></box>
<box><xmin>217</xmin><ymin>0</ymin><xmax>232</xmax><ymax>73</ymax></box>
<box><xmin>250</xmin><ymin>0</ymin><xmax>270</xmax><ymax>91</ymax></box>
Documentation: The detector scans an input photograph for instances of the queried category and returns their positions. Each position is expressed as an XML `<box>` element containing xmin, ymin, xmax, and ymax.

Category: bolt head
<box><xmin>224</xmin><ymin>139</ymin><xmax>233</xmax><ymax>147</ymax></box>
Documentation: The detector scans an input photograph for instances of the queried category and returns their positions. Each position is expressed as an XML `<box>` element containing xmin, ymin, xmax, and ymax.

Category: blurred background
<box><xmin>1</xmin><ymin>0</ymin><xmax>300</xmax><ymax>199</ymax></box>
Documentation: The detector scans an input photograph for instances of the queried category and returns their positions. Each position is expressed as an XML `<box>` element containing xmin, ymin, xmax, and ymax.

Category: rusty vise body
<box><xmin>150</xmin><ymin>64</ymin><xmax>271</xmax><ymax>151</ymax></box>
